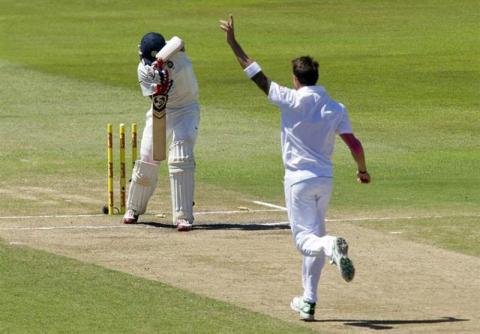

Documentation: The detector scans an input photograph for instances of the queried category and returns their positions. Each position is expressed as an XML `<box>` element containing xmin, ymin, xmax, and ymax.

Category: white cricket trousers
<box><xmin>285</xmin><ymin>176</ymin><xmax>337</xmax><ymax>304</ymax></box>
<box><xmin>140</xmin><ymin>105</ymin><xmax>200</xmax><ymax>164</ymax></box>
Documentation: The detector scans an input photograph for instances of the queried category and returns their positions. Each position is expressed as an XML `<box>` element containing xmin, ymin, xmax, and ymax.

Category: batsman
<box><xmin>122</xmin><ymin>32</ymin><xmax>200</xmax><ymax>232</ymax></box>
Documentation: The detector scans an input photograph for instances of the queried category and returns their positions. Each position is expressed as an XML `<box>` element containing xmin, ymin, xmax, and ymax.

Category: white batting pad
<box><xmin>127</xmin><ymin>160</ymin><xmax>159</xmax><ymax>215</ymax></box>
<box><xmin>168</xmin><ymin>140</ymin><xmax>195</xmax><ymax>223</ymax></box>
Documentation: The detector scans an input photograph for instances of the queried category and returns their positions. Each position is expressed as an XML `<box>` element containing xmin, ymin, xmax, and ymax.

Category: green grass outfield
<box><xmin>0</xmin><ymin>241</ymin><xmax>317</xmax><ymax>334</ymax></box>
<box><xmin>1</xmin><ymin>0</ymin><xmax>478</xmax><ymax>211</ymax></box>
<box><xmin>1</xmin><ymin>0</ymin><xmax>479</xmax><ymax>332</ymax></box>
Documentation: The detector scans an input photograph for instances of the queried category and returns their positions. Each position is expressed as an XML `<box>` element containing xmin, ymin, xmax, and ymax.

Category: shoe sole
<box><xmin>340</xmin><ymin>257</ymin><xmax>355</xmax><ymax>282</ymax></box>
<box><xmin>177</xmin><ymin>224</ymin><xmax>193</xmax><ymax>232</ymax></box>
<box><xmin>335</xmin><ymin>237</ymin><xmax>355</xmax><ymax>282</ymax></box>
<box><xmin>290</xmin><ymin>301</ymin><xmax>314</xmax><ymax>321</ymax></box>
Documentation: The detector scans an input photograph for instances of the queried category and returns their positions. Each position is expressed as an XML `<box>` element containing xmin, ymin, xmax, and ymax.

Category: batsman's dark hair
<box><xmin>292</xmin><ymin>56</ymin><xmax>319</xmax><ymax>86</ymax></box>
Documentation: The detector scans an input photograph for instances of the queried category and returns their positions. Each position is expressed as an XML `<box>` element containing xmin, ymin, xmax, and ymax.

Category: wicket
<box><xmin>106</xmin><ymin>123</ymin><xmax>137</xmax><ymax>215</ymax></box>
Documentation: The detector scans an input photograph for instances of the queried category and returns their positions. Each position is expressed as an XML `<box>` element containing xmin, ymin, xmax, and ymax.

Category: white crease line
<box><xmin>328</xmin><ymin>215</ymin><xmax>448</xmax><ymax>222</ymax></box>
<box><xmin>0</xmin><ymin>225</ymin><xmax>134</xmax><ymax>231</ymax></box>
<box><xmin>252</xmin><ymin>200</ymin><xmax>480</xmax><ymax>222</ymax></box>
<box><xmin>1</xmin><ymin>200</ymin><xmax>478</xmax><ymax>226</ymax></box>
<box><xmin>192</xmin><ymin>208</ymin><xmax>282</xmax><ymax>215</ymax></box>
<box><xmin>0</xmin><ymin>214</ymin><xmax>105</xmax><ymax>220</ymax></box>
<box><xmin>262</xmin><ymin>222</ymin><xmax>289</xmax><ymax>227</ymax></box>
<box><xmin>0</xmin><ymin>209</ymin><xmax>284</xmax><ymax>220</ymax></box>
<box><xmin>1</xmin><ymin>213</ymin><xmax>479</xmax><ymax>231</ymax></box>
<box><xmin>252</xmin><ymin>200</ymin><xmax>287</xmax><ymax>211</ymax></box>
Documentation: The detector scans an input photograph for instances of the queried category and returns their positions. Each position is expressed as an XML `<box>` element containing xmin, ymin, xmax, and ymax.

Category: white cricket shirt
<box><xmin>268</xmin><ymin>82</ymin><xmax>353</xmax><ymax>186</ymax></box>
<box><xmin>138</xmin><ymin>51</ymin><xmax>199</xmax><ymax>111</ymax></box>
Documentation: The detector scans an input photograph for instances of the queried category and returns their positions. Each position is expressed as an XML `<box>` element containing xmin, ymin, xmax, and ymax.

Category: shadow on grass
<box><xmin>311</xmin><ymin>317</ymin><xmax>468</xmax><ymax>330</ymax></box>
<box><xmin>137</xmin><ymin>221</ymin><xmax>290</xmax><ymax>231</ymax></box>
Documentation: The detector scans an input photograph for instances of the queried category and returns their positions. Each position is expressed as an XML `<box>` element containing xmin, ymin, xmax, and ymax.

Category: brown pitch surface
<box><xmin>0</xmin><ymin>185</ymin><xmax>478</xmax><ymax>334</ymax></box>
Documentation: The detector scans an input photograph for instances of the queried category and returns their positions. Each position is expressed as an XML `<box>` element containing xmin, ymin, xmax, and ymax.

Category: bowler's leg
<box><xmin>287</xmin><ymin>178</ymin><xmax>332</xmax><ymax>319</ymax></box>
<box><xmin>288</xmin><ymin>178</ymin><xmax>335</xmax><ymax>259</ymax></box>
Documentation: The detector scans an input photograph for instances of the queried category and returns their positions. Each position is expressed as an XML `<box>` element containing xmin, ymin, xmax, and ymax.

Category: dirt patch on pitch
<box><xmin>0</xmin><ymin>195</ymin><xmax>478</xmax><ymax>333</ymax></box>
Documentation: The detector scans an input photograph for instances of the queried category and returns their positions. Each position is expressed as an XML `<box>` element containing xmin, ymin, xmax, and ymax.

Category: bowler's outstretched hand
<box><xmin>220</xmin><ymin>15</ymin><xmax>235</xmax><ymax>44</ymax></box>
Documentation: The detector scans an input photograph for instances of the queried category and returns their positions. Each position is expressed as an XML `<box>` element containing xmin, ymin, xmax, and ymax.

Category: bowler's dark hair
<box><xmin>292</xmin><ymin>56</ymin><xmax>319</xmax><ymax>86</ymax></box>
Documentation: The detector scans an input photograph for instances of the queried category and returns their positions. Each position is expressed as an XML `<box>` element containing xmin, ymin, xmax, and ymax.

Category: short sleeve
<box><xmin>268</xmin><ymin>81</ymin><xmax>296</xmax><ymax>109</ymax></box>
<box><xmin>337</xmin><ymin>106</ymin><xmax>353</xmax><ymax>134</ymax></box>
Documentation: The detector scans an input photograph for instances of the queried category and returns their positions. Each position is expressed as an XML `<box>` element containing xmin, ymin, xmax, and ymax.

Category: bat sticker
<box><xmin>152</xmin><ymin>94</ymin><xmax>168</xmax><ymax>112</ymax></box>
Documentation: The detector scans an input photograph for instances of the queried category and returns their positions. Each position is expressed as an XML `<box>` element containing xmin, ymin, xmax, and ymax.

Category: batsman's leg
<box><xmin>168</xmin><ymin>139</ymin><xmax>195</xmax><ymax>231</ymax></box>
<box><xmin>123</xmin><ymin>160</ymin><xmax>159</xmax><ymax>224</ymax></box>
<box><xmin>122</xmin><ymin>109</ymin><xmax>158</xmax><ymax>224</ymax></box>
<box><xmin>167</xmin><ymin>109</ymin><xmax>199</xmax><ymax>231</ymax></box>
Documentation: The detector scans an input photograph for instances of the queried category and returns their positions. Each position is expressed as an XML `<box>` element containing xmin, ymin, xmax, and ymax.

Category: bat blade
<box><xmin>152</xmin><ymin>95</ymin><xmax>168</xmax><ymax>161</ymax></box>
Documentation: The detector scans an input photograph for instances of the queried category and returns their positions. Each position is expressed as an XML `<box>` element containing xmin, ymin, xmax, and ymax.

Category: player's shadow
<box><xmin>313</xmin><ymin>316</ymin><xmax>468</xmax><ymax>330</ymax></box>
<box><xmin>138</xmin><ymin>221</ymin><xmax>290</xmax><ymax>231</ymax></box>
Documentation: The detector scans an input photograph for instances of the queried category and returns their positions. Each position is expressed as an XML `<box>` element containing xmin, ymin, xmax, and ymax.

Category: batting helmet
<box><xmin>139</xmin><ymin>32</ymin><xmax>166</xmax><ymax>65</ymax></box>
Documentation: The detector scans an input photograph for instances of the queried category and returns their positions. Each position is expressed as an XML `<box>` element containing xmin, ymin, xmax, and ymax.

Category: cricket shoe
<box><xmin>176</xmin><ymin>219</ymin><xmax>193</xmax><ymax>232</ymax></box>
<box><xmin>122</xmin><ymin>209</ymin><xmax>139</xmax><ymax>224</ymax></box>
<box><xmin>290</xmin><ymin>296</ymin><xmax>316</xmax><ymax>321</ymax></box>
<box><xmin>330</xmin><ymin>237</ymin><xmax>355</xmax><ymax>282</ymax></box>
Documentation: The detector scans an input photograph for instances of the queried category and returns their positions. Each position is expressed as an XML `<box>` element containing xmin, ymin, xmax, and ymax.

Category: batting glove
<box><xmin>152</xmin><ymin>59</ymin><xmax>165</xmax><ymax>70</ymax></box>
<box><xmin>154</xmin><ymin>68</ymin><xmax>173</xmax><ymax>95</ymax></box>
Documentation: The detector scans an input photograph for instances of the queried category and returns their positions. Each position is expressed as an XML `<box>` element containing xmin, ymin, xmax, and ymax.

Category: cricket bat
<box><xmin>152</xmin><ymin>36</ymin><xmax>184</xmax><ymax>161</ymax></box>
<box><xmin>152</xmin><ymin>95</ymin><xmax>168</xmax><ymax>161</ymax></box>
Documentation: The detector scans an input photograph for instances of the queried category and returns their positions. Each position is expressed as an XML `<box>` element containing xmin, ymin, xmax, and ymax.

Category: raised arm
<box><xmin>340</xmin><ymin>133</ymin><xmax>371</xmax><ymax>184</ymax></box>
<box><xmin>220</xmin><ymin>15</ymin><xmax>271</xmax><ymax>95</ymax></box>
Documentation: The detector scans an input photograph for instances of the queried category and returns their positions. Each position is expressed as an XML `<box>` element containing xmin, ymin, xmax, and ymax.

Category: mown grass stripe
<box><xmin>0</xmin><ymin>242</ymin><xmax>320</xmax><ymax>334</ymax></box>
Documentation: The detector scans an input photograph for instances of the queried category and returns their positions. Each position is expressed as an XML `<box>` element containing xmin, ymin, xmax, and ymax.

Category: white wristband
<box><xmin>244</xmin><ymin>62</ymin><xmax>262</xmax><ymax>79</ymax></box>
